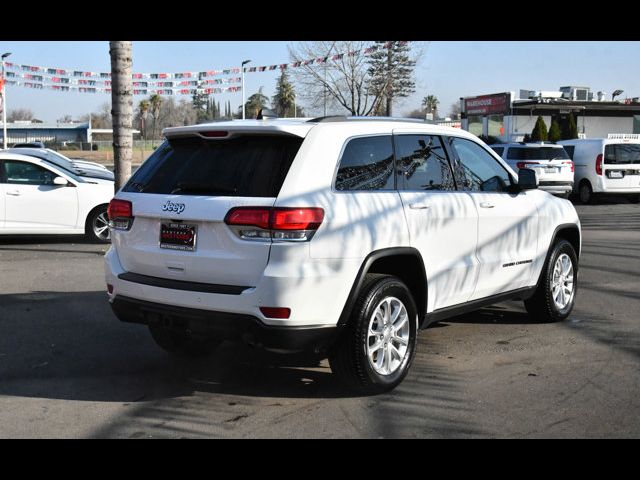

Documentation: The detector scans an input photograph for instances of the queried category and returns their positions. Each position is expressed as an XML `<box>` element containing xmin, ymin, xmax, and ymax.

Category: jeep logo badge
<box><xmin>162</xmin><ymin>200</ymin><xmax>185</xmax><ymax>214</ymax></box>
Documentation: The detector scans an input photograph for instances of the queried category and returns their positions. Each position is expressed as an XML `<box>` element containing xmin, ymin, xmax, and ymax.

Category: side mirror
<box><xmin>518</xmin><ymin>168</ymin><xmax>538</xmax><ymax>190</ymax></box>
<box><xmin>53</xmin><ymin>176</ymin><xmax>69</xmax><ymax>186</ymax></box>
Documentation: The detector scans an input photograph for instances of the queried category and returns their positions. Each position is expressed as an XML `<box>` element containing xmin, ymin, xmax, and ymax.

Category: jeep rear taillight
<box><xmin>225</xmin><ymin>207</ymin><xmax>324</xmax><ymax>242</ymax></box>
<box><xmin>596</xmin><ymin>154</ymin><xmax>603</xmax><ymax>175</ymax></box>
<box><xmin>107</xmin><ymin>198</ymin><xmax>133</xmax><ymax>231</ymax></box>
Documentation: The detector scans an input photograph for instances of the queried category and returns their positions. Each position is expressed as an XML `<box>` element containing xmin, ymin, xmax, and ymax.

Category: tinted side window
<box><xmin>448</xmin><ymin>137</ymin><xmax>512</xmax><ymax>193</ymax></box>
<box><xmin>490</xmin><ymin>146</ymin><xmax>504</xmax><ymax>156</ymax></box>
<box><xmin>395</xmin><ymin>135</ymin><xmax>455</xmax><ymax>191</ymax></box>
<box><xmin>335</xmin><ymin>136</ymin><xmax>394</xmax><ymax>191</ymax></box>
<box><xmin>2</xmin><ymin>160</ymin><xmax>56</xmax><ymax>185</ymax></box>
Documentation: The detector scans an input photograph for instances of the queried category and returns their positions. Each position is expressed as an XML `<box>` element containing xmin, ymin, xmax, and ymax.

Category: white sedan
<box><xmin>0</xmin><ymin>151</ymin><xmax>114</xmax><ymax>242</ymax></box>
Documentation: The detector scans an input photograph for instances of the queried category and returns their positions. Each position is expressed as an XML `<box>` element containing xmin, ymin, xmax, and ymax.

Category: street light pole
<box><xmin>241</xmin><ymin>59</ymin><xmax>251</xmax><ymax>119</ymax></box>
<box><xmin>1</xmin><ymin>52</ymin><xmax>11</xmax><ymax>149</ymax></box>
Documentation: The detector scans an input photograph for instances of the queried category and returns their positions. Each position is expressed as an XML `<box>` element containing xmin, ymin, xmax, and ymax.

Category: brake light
<box><xmin>596</xmin><ymin>154</ymin><xmax>603</xmax><ymax>175</ymax></box>
<box><xmin>225</xmin><ymin>207</ymin><xmax>325</xmax><ymax>242</ymax></box>
<box><xmin>516</xmin><ymin>161</ymin><xmax>539</xmax><ymax>169</ymax></box>
<box><xmin>259</xmin><ymin>307</ymin><xmax>291</xmax><ymax>319</ymax></box>
<box><xmin>271</xmin><ymin>208</ymin><xmax>324</xmax><ymax>230</ymax></box>
<box><xmin>563</xmin><ymin>161</ymin><xmax>575</xmax><ymax>172</ymax></box>
<box><xmin>200</xmin><ymin>130</ymin><xmax>228</xmax><ymax>138</ymax></box>
<box><xmin>107</xmin><ymin>198</ymin><xmax>133</xmax><ymax>231</ymax></box>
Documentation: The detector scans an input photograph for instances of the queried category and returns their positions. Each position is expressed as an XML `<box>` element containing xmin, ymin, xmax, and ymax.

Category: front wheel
<box><xmin>86</xmin><ymin>205</ymin><xmax>111</xmax><ymax>243</ymax></box>
<box><xmin>329</xmin><ymin>274</ymin><xmax>418</xmax><ymax>394</ymax></box>
<box><xmin>524</xmin><ymin>239</ymin><xmax>578</xmax><ymax>323</ymax></box>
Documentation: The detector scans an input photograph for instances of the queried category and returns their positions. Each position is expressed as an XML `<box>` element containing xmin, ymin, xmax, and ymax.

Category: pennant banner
<box><xmin>1</xmin><ymin>42</ymin><xmax>407</xmax><ymax>95</ymax></box>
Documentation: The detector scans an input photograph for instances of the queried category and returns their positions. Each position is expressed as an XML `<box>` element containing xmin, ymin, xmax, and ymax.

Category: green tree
<box><xmin>367</xmin><ymin>41</ymin><xmax>416</xmax><ymax>116</ymax></box>
<box><xmin>422</xmin><ymin>95</ymin><xmax>439</xmax><ymax>119</ymax></box>
<box><xmin>272</xmin><ymin>70</ymin><xmax>296</xmax><ymax>117</ymax></box>
<box><xmin>548</xmin><ymin>120</ymin><xmax>561</xmax><ymax>142</ymax></box>
<box><xmin>531</xmin><ymin>115</ymin><xmax>548</xmax><ymax>142</ymax></box>
<box><xmin>137</xmin><ymin>99</ymin><xmax>150</xmax><ymax>139</ymax></box>
<box><xmin>565</xmin><ymin>113</ymin><xmax>579</xmax><ymax>139</ymax></box>
<box><xmin>149</xmin><ymin>93</ymin><xmax>163</xmax><ymax>140</ymax></box>
<box><xmin>191</xmin><ymin>82</ymin><xmax>209</xmax><ymax>123</ymax></box>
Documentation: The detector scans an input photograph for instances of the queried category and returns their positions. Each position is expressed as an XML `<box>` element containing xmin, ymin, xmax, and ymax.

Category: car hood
<box><xmin>76</xmin><ymin>168</ymin><xmax>115</xmax><ymax>181</ymax></box>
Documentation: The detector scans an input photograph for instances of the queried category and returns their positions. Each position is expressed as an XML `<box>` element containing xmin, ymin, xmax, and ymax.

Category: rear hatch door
<box><xmin>113</xmin><ymin>129</ymin><xmax>305</xmax><ymax>287</ymax></box>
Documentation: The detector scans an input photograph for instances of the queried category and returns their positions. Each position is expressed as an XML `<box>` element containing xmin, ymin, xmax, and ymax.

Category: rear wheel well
<box><xmin>367</xmin><ymin>254</ymin><xmax>427</xmax><ymax>326</ymax></box>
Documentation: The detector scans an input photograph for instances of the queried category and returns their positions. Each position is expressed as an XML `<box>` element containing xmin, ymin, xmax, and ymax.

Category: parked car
<box><xmin>558</xmin><ymin>137</ymin><xmax>640</xmax><ymax>204</ymax></box>
<box><xmin>489</xmin><ymin>142</ymin><xmax>574</xmax><ymax>198</ymax></box>
<box><xmin>12</xmin><ymin>141</ymin><xmax>46</xmax><ymax>148</ymax></box>
<box><xmin>4</xmin><ymin>148</ymin><xmax>114</xmax><ymax>181</ymax></box>
<box><xmin>105</xmin><ymin>117</ymin><xmax>581</xmax><ymax>393</ymax></box>
<box><xmin>0</xmin><ymin>151</ymin><xmax>113</xmax><ymax>242</ymax></box>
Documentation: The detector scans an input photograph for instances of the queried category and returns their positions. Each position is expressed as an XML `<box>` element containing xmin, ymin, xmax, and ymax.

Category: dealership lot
<box><xmin>1</xmin><ymin>200</ymin><xmax>639</xmax><ymax>438</ymax></box>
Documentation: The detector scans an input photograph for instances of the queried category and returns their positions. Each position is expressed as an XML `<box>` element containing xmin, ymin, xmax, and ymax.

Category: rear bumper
<box><xmin>111</xmin><ymin>295</ymin><xmax>340</xmax><ymax>352</ymax></box>
<box><xmin>538</xmin><ymin>181</ymin><xmax>573</xmax><ymax>194</ymax></box>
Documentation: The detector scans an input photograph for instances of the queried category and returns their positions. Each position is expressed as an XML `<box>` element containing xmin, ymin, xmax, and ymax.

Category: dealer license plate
<box><xmin>160</xmin><ymin>223</ymin><xmax>197</xmax><ymax>251</ymax></box>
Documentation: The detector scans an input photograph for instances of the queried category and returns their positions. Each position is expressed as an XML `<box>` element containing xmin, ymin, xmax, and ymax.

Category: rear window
<box><xmin>123</xmin><ymin>135</ymin><xmax>303</xmax><ymax>197</ymax></box>
<box><xmin>507</xmin><ymin>147</ymin><xmax>569</xmax><ymax>160</ymax></box>
<box><xmin>604</xmin><ymin>144</ymin><xmax>640</xmax><ymax>164</ymax></box>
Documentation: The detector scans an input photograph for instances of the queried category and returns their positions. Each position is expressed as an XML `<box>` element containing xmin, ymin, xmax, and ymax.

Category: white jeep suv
<box><xmin>105</xmin><ymin>117</ymin><xmax>581</xmax><ymax>393</ymax></box>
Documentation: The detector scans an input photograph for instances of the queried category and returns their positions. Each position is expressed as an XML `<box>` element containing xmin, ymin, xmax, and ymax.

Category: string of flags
<box><xmin>1</xmin><ymin>42</ymin><xmax>407</xmax><ymax>96</ymax></box>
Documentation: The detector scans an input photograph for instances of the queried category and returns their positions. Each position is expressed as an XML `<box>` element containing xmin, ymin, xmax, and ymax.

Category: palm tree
<box><xmin>138</xmin><ymin>99</ymin><xmax>150</xmax><ymax>140</ymax></box>
<box><xmin>244</xmin><ymin>87</ymin><xmax>269</xmax><ymax>119</ymax></box>
<box><xmin>149</xmin><ymin>93</ymin><xmax>162</xmax><ymax>141</ymax></box>
<box><xmin>109</xmin><ymin>41</ymin><xmax>133</xmax><ymax>192</ymax></box>
<box><xmin>422</xmin><ymin>95</ymin><xmax>439</xmax><ymax>119</ymax></box>
<box><xmin>272</xmin><ymin>71</ymin><xmax>296</xmax><ymax>117</ymax></box>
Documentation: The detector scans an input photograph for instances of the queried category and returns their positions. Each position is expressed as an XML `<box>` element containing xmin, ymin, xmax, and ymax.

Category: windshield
<box><xmin>7</xmin><ymin>148</ymin><xmax>86</xmax><ymax>182</ymax></box>
<box><xmin>123</xmin><ymin>135</ymin><xmax>303</xmax><ymax>197</ymax></box>
<box><xmin>604</xmin><ymin>144</ymin><xmax>640</xmax><ymax>164</ymax></box>
<box><xmin>507</xmin><ymin>147</ymin><xmax>570</xmax><ymax>161</ymax></box>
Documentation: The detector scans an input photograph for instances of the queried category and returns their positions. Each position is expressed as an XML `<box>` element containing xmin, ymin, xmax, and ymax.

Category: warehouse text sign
<box><xmin>465</xmin><ymin>93</ymin><xmax>511</xmax><ymax>116</ymax></box>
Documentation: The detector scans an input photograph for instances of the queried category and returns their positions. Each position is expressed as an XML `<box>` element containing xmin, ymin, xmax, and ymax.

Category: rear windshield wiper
<box><xmin>170</xmin><ymin>182</ymin><xmax>238</xmax><ymax>195</ymax></box>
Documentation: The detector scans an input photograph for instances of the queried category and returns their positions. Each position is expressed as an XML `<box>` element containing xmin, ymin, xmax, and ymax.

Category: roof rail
<box><xmin>306</xmin><ymin>115</ymin><xmax>348</xmax><ymax>123</ymax></box>
<box><xmin>306</xmin><ymin>115</ymin><xmax>434</xmax><ymax>124</ymax></box>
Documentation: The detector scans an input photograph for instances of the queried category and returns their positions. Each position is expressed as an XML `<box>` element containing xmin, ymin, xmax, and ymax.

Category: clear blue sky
<box><xmin>1</xmin><ymin>41</ymin><xmax>638</xmax><ymax>122</ymax></box>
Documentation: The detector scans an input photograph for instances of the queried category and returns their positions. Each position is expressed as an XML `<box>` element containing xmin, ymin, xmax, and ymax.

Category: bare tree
<box><xmin>7</xmin><ymin>108</ymin><xmax>35</xmax><ymax>122</ymax></box>
<box><xmin>288</xmin><ymin>41</ymin><xmax>384</xmax><ymax>116</ymax></box>
<box><xmin>449</xmin><ymin>102</ymin><xmax>461</xmax><ymax>119</ymax></box>
<box><xmin>109</xmin><ymin>41</ymin><xmax>133</xmax><ymax>192</ymax></box>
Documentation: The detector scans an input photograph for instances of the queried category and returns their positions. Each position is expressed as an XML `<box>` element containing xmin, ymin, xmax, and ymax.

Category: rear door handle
<box><xmin>479</xmin><ymin>202</ymin><xmax>495</xmax><ymax>208</ymax></box>
<box><xmin>409</xmin><ymin>203</ymin><xmax>430</xmax><ymax>210</ymax></box>
<box><xmin>6</xmin><ymin>190</ymin><xmax>21</xmax><ymax>196</ymax></box>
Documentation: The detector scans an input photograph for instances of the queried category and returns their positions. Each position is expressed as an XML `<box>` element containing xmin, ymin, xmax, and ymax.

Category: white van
<box><xmin>558</xmin><ymin>137</ymin><xmax>640</xmax><ymax>204</ymax></box>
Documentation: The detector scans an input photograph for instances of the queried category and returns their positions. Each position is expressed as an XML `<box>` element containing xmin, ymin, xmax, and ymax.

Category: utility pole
<box><xmin>241</xmin><ymin>59</ymin><xmax>251</xmax><ymax>119</ymax></box>
<box><xmin>1</xmin><ymin>52</ymin><xmax>11</xmax><ymax>149</ymax></box>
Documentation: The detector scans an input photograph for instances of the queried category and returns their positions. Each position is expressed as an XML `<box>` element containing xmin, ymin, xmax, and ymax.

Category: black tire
<box><xmin>85</xmin><ymin>205</ymin><xmax>111</xmax><ymax>243</ymax></box>
<box><xmin>148</xmin><ymin>324</ymin><xmax>219</xmax><ymax>358</ymax></box>
<box><xmin>627</xmin><ymin>194</ymin><xmax>640</xmax><ymax>204</ymax></box>
<box><xmin>578</xmin><ymin>181</ymin><xmax>595</xmax><ymax>204</ymax></box>
<box><xmin>328</xmin><ymin>274</ymin><xmax>418</xmax><ymax>395</ymax></box>
<box><xmin>524</xmin><ymin>239</ymin><xmax>578</xmax><ymax>323</ymax></box>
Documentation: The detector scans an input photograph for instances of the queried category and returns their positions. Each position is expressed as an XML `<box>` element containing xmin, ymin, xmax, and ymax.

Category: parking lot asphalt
<box><xmin>1</xmin><ymin>198</ymin><xmax>639</xmax><ymax>438</ymax></box>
